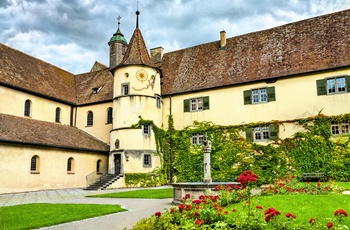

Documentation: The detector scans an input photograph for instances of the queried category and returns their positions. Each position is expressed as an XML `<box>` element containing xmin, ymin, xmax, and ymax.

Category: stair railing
<box><xmin>85</xmin><ymin>164</ymin><xmax>121</xmax><ymax>187</ymax></box>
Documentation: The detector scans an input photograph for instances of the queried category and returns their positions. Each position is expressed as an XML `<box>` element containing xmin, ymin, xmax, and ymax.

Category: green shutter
<box><xmin>267</xmin><ymin>87</ymin><xmax>276</xmax><ymax>102</ymax></box>
<box><xmin>184</xmin><ymin>99</ymin><xmax>190</xmax><ymax>112</ymax></box>
<box><xmin>346</xmin><ymin>75</ymin><xmax>350</xmax><ymax>93</ymax></box>
<box><xmin>316</xmin><ymin>79</ymin><xmax>327</xmax><ymax>95</ymax></box>
<box><xmin>203</xmin><ymin>96</ymin><xmax>210</xmax><ymax>110</ymax></box>
<box><xmin>269</xmin><ymin>124</ymin><xmax>278</xmax><ymax>140</ymax></box>
<box><xmin>243</xmin><ymin>90</ymin><xmax>252</xmax><ymax>105</ymax></box>
<box><xmin>245</xmin><ymin>127</ymin><xmax>253</xmax><ymax>141</ymax></box>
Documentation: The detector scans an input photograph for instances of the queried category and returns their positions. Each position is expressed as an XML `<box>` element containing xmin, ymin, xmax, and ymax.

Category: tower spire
<box><xmin>136</xmin><ymin>1</ymin><xmax>140</xmax><ymax>29</ymax></box>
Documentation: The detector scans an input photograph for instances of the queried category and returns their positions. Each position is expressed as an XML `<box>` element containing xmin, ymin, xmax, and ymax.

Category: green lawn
<box><xmin>230</xmin><ymin>194</ymin><xmax>350</xmax><ymax>227</ymax></box>
<box><xmin>0</xmin><ymin>203</ymin><xmax>126</xmax><ymax>230</ymax></box>
<box><xmin>86</xmin><ymin>188</ymin><xmax>173</xmax><ymax>199</ymax></box>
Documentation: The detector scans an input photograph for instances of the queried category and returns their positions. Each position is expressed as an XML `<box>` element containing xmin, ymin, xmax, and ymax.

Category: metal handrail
<box><xmin>86</xmin><ymin>163</ymin><xmax>115</xmax><ymax>187</ymax></box>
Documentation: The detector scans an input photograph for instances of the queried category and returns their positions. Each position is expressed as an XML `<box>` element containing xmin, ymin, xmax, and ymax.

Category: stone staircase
<box><xmin>85</xmin><ymin>173</ymin><xmax>124</xmax><ymax>190</ymax></box>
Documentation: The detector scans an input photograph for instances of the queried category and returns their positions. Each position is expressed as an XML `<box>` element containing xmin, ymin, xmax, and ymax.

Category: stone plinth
<box><xmin>172</xmin><ymin>182</ymin><xmax>240</xmax><ymax>204</ymax></box>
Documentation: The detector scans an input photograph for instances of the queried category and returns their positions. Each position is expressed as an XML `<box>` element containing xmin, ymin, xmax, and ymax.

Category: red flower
<box><xmin>309</xmin><ymin>218</ymin><xmax>316</xmax><ymax>224</ymax></box>
<box><xmin>237</xmin><ymin>170</ymin><xmax>258</xmax><ymax>186</ymax></box>
<box><xmin>327</xmin><ymin>222</ymin><xmax>333</xmax><ymax>228</ymax></box>
<box><xmin>334</xmin><ymin>209</ymin><xmax>348</xmax><ymax>217</ymax></box>
<box><xmin>170</xmin><ymin>208</ymin><xmax>175</xmax><ymax>214</ymax></box>
<box><xmin>285</xmin><ymin>212</ymin><xmax>296</xmax><ymax>219</ymax></box>
<box><xmin>185</xmin><ymin>204</ymin><xmax>192</xmax><ymax>211</ymax></box>
<box><xmin>195</xmin><ymin>219</ymin><xmax>204</xmax><ymax>225</ymax></box>
<box><xmin>155</xmin><ymin>211</ymin><xmax>161</xmax><ymax>217</ymax></box>
<box><xmin>232</xmin><ymin>208</ymin><xmax>236</xmax><ymax>212</ymax></box>
<box><xmin>224</xmin><ymin>210</ymin><xmax>229</xmax><ymax>215</ymax></box>
<box><xmin>256</xmin><ymin>205</ymin><xmax>263</xmax><ymax>209</ymax></box>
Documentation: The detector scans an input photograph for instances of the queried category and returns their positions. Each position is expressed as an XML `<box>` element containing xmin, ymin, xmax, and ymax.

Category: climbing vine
<box><xmin>132</xmin><ymin>113</ymin><xmax>350</xmax><ymax>186</ymax></box>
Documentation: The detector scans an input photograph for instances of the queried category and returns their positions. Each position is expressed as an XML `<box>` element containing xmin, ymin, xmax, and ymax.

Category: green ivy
<box><xmin>131</xmin><ymin>113</ymin><xmax>350</xmax><ymax>186</ymax></box>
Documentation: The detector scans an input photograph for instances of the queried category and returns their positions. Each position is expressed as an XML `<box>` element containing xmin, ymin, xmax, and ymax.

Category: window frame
<box><xmin>67</xmin><ymin>157</ymin><xmax>75</xmax><ymax>174</ymax></box>
<box><xmin>244</xmin><ymin>87</ymin><xmax>275</xmax><ymax>105</ymax></box>
<box><xmin>191</xmin><ymin>133</ymin><xmax>204</xmax><ymax>145</ymax></box>
<box><xmin>331</xmin><ymin>122</ymin><xmax>350</xmax><ymax>135</ymax></box>
<box><xmin>143</xmin><ymin>154</ymin><xmax>152</xmax><ymax>167</ymax></box>
<box><xmin>106</xmin><ymin>107</ymin><xmax>113</xmax><ymax>124</ymax></box>
<box><xmin>55</xmin><ymin>107</ymin><xmax>61</xmax><ymax>123</ymax></box>
<box><xmin>156</xmin><ymin>94</ymin><xmax>162</xmax><ymax>109</ymax></box>
<box><xmin>30</xmin><ymin>155</ymin><xmax>40</xmax><ymax>174</ymax></box>
<box><xmin>184</xmin><ymin>96</ymin><xmax>209</xmax><ymax>112</ymax></box>
<box><xmin>142</xmin><ymin>124</ymin><xmax>151</xmax><ymax>136</ymax></box>
<box><xmin>122</xmin><ymin>83</ymin><xmax>130</xmax><ymax>96</ymax></box>
<box><xmin>24</xmin><ymin>99</ymin><xmax>31</xmax><ymax>117</ymax></box>
<box><xmin>246</xmin><ymin>124</ymin><xmax>278</xmax><ymax>142</ymax></box>
<box><xmin>87</xmin><ymin>111</ymin><xmax>93</xmax><ymax>126</ymax></box>
<box><xmin>317</xmin><ymin>75</ymin><xmax>350</xmax><ymax>96</ymax></box>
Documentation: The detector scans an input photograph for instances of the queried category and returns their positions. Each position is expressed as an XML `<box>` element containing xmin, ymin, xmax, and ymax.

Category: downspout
<box><xmin>169</xmin><ymin>95</ymin><xmax>173</xmax><ymax>184</ymax></box>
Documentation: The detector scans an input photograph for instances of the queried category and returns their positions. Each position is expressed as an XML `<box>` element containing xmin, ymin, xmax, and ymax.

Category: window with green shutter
<box><xmin>316</xmin><ymin>79</ymin><xmax>327</xmax><ymax>95</ymax></box>
<box><xmin>244</xmin><ymin>86</ymin><xmax>275</xmax><ymax>104</ymax></box>
<box><xmin>184</xmin><ymin>96</ymin><xmax>209</xmax><ymax>112</ymax></box>
<box><xmin>245</xmin><ymin>127</ymin><xmax>254</xmax><ymax>141</ymax></box>
<box><xmin>246</xmin><ymin>124</ymin><xmax>278</xmax><ymax>142</ymax></box>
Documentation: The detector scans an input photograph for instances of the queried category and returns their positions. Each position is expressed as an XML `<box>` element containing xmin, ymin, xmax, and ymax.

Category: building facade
<box><xmin>1</xmin><ymin>9</ymin><xmax>350</xmax><ymax>193</ymax></box>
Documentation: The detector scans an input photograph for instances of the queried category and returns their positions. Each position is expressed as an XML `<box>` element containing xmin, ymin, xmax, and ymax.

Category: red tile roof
<box><xmin>116</xmin><ymin>28</ymin><xmax>156</xmax><ymax>68</ymax></box>
<box><xmin>0</xmin><ymin>113</ymin><xmax>109</xmax><ymax>152</ymax></box>
<box><xmin>0</xmin><ymin>44</ymin><xmax>76</xmax><ymax>103</ymax></box>
<box><xmin>160</xmin><ymin>9</ymin><xmax>350</xmax><ymax>95</ymax></box>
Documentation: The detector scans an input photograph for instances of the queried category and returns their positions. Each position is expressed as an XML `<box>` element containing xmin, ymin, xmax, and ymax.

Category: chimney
<box><xmin>150</xmin><ymin>47</ymin><xmax>164</xmax><ymax>64</ymax></box>
<box><xmin>220</xmin><ymin>30</ymin><xmax>226</xmax><ymax>49</ymax></box>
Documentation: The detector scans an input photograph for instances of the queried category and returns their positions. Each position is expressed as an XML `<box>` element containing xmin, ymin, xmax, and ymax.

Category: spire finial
<box><xmin>117</xmin><ymin>15</ymin><xmax>121</xmax><ymax>28</ymax></box>
<box><xmin>136</xmin><ymin>1</ymin><xmax>140</xmax><ymax>29</ymax></box>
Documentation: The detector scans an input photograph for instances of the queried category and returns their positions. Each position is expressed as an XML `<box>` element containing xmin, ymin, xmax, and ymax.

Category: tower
<box><xmin>109</xmin><ymin>10</ymin><xmax>162</xmax><ymax>178</ymax></box>
<box><xmin>108</xmin><ymin>16</ymin><xmax>128</xmax><ymax>69</ymax></box>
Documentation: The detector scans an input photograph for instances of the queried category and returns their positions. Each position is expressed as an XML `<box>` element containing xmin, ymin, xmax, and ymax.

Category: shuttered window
<box><xmin>245</xmin><ymin>124</ymin><xmax>278</xmax><ymax>142</ymax></box>
<box><xmin>244</xmin><ymin>87</ymin><xmax>275</xmax><ymax>105</ymax></box>
<box><xmin>184</xmin><ymin>96</ymin><xmax>209</xmax><ymax>112</ymax></box>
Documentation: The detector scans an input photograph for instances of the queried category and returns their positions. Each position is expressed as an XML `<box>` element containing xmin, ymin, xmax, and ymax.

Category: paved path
<box><xmin>0</xmin><ymin>187</ymin><xmax>175</xmax><ymax>230</ymax></box>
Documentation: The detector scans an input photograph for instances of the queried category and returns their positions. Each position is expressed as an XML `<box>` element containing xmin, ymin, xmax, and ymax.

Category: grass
<box><xmin>230</xmin><ymin>194</ymin><xmax>350</xmax><ymax>227</ymax></box>
<box><xmin>0</xmin><ymin>203</ymin><xmax>126</xmax><ymax>230</ymax></box>
<box><xmin>86</xmin><ymin>188</ymin><xmax>173</xmax><ymax>199</ymax></box>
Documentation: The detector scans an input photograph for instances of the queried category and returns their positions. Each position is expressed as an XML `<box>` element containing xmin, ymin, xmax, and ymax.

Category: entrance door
<box><xmin>114</xmin><ymin>154</ymin><xmax>121</xmax><ymax>175</ymax></box>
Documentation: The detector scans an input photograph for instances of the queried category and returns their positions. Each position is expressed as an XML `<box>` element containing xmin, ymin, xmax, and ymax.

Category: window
<box><xmin>156</xmin><ymin>95</ymin><xmax>161</xmax><ymax>109</ymax></box>
<box><xmin>87</xmin><ymin>111</ymin><xmax>93</xmax><ymax>126</ymax></box>
<box><xmin>317</xmin><ymin>76</ymin><xmax>350</xmax><ymax>95</ymax></box>
<box><xmin>246</xmin><ymin>124</ymin><xmax>278</xmax><ymax>142</ymax></box>
<box><xmin>244</xmin><ymin>87</ymin><xmax>275</xmax><ymax>105</ymax></box>
<box><xmin>191</xmin><ymin>133</ymin><xmax>204</xmax><ymax>145</ymax></box>
<box><xmin>143</xmin><ymin>154</ymin><xmax>152</xmax><ymax>167</ymax></box>
<box><xmin>331</xmin><ymin>122</ymin><xmax>350</xmax><ymax>135</ymax></box>
<box><xmin>24</xmin><ymin>100</ymin><xmax>31</xmax><ymax>117</ymax></box>
<box><xmin>67</xmin><ymin>157</ymin><xmax>75</xmax><ymax>173</ymax></box>
<box><xmin>122</xmin><ymin>83</ymin><xmax>129</xmax><ymax>96</ymax></box>
<box><xmin>184</xmin><ymin>96</ymin><xmax>209</xmax><ymax>112</ymax></box>
<box><xmin>107</xmin><ymin>107</ymin><xmax>113</xmax><ymax>124</ymax></box>
<box><xmin>96</xmin><ymin>160</ymin><xmax>102</xmax><ymax>174</ymax></box>
<box><xmin>30</xmin><ymin>155</ymin><xmax>40</xmax><ymax>173</ymax></box>
<box><xmin>143</xmin><ymin>125</ymin><xmax>151</xmax><ymax>136</ymax></box>
<box><xmin>55</xmin><ymin>107</ymin><xmax>61</xmax><ymax>123</ymax></box>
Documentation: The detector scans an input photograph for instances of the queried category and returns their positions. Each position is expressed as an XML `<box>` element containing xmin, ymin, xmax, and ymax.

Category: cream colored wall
<box><xmin>0</xmin><ymin>86</ymin><xmax>71</xmax><ymax>125</ymax></box>
<box><xmin>113</xmin><ymin>96</ymin><xmax>162</xmax><ymax>128</ymax></box>
<box><xmin>0</xmin><ymin>143</ymin><xmax>108</xmax><ymax>194</ymax></box>
<box><xmin>113</xmin><ymin>65</ymin><xmax>162</xmax><ymax>98</ymax></box>
<box><xmin>110</xmin><ymin>129</ymin><xmax>157</xmax><ymax>151</ymax></box>
<box><xmin>75</xmin><ymin>102</ymin><xmax>113</xmax><ymax>143</ymax></box>
<box><xmin>163</xmin><ymin>69</ymin><xmax>350</xmax><ymax>132</ymax></box>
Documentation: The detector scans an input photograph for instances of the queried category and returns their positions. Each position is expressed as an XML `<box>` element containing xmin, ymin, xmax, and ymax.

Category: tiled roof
<box><xmin>160</xmin><ymin>9</ymin><xmax>350</xmax><ymax>95</ymax></box>
<box><xmin>0</xmin><ymin>44</ymin><xmax>76</xmax><ymax>103</ymax></box>
<box><xmin>0</xmin><ymin>113</ymin><xmax>109</xmax><ymax>152</ymax></box>
<box><xmin>116</xmin><ymin>28</ymin><xmax>156</xmax><ymax>68</ymax></box>
<box><xmin>75</xmin><ymin>68</ymin><xmax>114</xmax><ymax>105</ymax></box>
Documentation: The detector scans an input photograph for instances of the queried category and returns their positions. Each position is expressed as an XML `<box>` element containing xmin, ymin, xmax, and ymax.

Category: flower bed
<box><xmin>132</xmin><ymin>171</ymin><xmax>349</xmax><ymax>229</ymax></box>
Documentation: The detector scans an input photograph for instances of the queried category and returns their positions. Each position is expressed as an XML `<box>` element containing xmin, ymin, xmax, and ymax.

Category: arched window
<box><xmin>67</xmin><ymin>157</ymin><xmax>75</xmax><ymax>173</ymax></box>
<box><xmin>107</xmin><ymin>108</ymin><xmax>113</xmax><ymax>124</ymax></box>
<box><xmin>55</xmin><ymin>107</ymin><xmax>61</xmax><ymax>123</ymax></box>
<box><xmin>87</xmin><ymin>111</ymin><xmax>93</xmax><ymax>126</ymax></box>
<box><xmin>24</xmin><ymin>100</ymin><xmax>31</xmax><ymax>117</ymax></box>
<box><xmin>30</xmin><ymin>155</ymin><xmax>40</xmax><ymax>173</ymax></box>
<box><xmin>96</xmin><ymin>159</ymin><xmax>102</xmax><ymax>174</ymax></box>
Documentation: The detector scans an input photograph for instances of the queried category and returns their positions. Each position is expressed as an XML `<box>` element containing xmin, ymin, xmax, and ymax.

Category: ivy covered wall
<box><xmin>131</xmin><ymin>113</ymin><xmax>350</xmax><ymax>186</ymax></box>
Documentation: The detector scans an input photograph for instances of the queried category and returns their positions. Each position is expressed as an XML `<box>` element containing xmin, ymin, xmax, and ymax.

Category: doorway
<box><xmin>114</xmin><ymin>154</ymin><xmax>121</xmax><ymax>175</ymax></box>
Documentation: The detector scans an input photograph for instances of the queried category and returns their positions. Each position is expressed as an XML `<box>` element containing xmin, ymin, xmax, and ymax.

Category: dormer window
<box><xmin>92</xmin><ymin>86</ymin><xmax>103</xmax><ymax>94</ymax></box>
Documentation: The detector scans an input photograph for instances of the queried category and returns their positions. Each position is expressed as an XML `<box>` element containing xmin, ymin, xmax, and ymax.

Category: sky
<box><xmin>1</xmin><ymin>0</ymin><xmax>350</xmax><ymax>74</ymax></box>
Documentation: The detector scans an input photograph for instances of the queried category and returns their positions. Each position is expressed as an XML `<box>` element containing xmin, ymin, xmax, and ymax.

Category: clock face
<box><xmin>136</xmin><ymin>69</ymin><xmax>148</xmax><ymax>82</ymax></box>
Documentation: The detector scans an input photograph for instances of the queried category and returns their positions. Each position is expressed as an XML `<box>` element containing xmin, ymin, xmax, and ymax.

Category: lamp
<box><xmin>124</xmin><ymin>152</ymin><xmax>129</xmax><ymax>162</ymax></box>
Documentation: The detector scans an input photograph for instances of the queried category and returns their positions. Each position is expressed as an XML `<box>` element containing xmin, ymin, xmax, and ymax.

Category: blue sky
<box><xmin>1</xmin><ymin>0</ymin><xmax>349</xmax><ymax>74</ymax></box>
